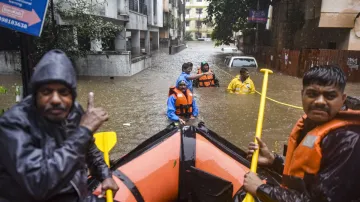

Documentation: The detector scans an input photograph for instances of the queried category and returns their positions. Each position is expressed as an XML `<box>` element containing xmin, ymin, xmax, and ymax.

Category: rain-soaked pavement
<box><xmin>1</xmin><ymin>41</ymin><xmax>360</xmax><ymax>159</ymax></box>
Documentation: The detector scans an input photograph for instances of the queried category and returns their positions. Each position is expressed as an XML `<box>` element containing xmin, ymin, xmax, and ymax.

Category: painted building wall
<box><xmin>184</xmin><ymin>0</ymin><xmax>213</xmax><ymax>39</ymax></box>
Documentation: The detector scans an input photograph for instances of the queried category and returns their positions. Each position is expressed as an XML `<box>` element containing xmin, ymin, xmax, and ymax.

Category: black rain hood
<box><xmin>30</xmin><ymin>49</ymin><xmax>77</xmax><ymax>99</ymax></box>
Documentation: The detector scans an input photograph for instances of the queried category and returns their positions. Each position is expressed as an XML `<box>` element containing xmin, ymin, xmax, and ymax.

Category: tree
<box><xmin>33</xmin><ymin>0</ymin><xmax>123</xmax><ymax>63</ymax></box>
<box><xmin>206</xmin><ymin>0</ymin><xmax>268</xmax><ymax>46</ymax></box>
<box><xmin>184</xmin><ymin>31</ymin><xmax>193</xmax><ymax>41</ymax></box>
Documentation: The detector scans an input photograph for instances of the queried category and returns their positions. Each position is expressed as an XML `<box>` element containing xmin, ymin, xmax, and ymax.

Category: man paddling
<box><xmin>244</xmin><ymin>65</ymin><xmax>360</xmax><ymax>201</ymax></box>
<box><xmin>0</xmin><ymin>50</ymin><xmax>118</xmax><ymax>201</ymax></box>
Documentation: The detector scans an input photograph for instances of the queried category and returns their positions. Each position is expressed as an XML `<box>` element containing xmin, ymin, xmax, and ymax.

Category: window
<box><xmin>196</xmin><ymin>8</ymin><xmax>202</xmax><ymax>14</ymax></box>
<box><xmin>231</xmin><ymin>58</ymin><xmax>257</xmax><ymax>68</ymax></box>
<box><xmin>186</xmin><ymin>21</ymin><xmax>190</xmax><ymax>27</ymax></box>
<box><xmin>153</xmin><ymin>0</ymin><xmax>157</xmax><ymax>15</ymax></box>
<box><xmin>224</xmin><ymin>58</ymin><xmax>231</xmax><ymax>66</ymax></box>
<box><xmin>196</xmin><ymin>20</ymin><xmax>202</xmax><ymax>27</ymax></box>
<box><xmin>186</xmin><ymin>9</ymin><xmax>190</xmax><ymax>15</ymax></box>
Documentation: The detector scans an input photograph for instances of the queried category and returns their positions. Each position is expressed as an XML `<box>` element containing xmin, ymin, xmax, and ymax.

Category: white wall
<box><xmin>75</xmin><ymin>53</ymin><xmax>132</xmax><ymax>76</ymax></box>
<box><xmin>105</xmin><ymin>0</ymin><xmax>118</xmax><ymax>19</ymax></box>
<box><xmin>147</xmin><ymin>0</ymin><xmax>163</xmax><ymax>27</ymax></box>
<box><xmin>156</xmin><ymin>0</ymin><xmax>163</xmax><ymax>27</ymax></box>
<box><xmin>127</xmin><ymin>11</ymin><xmax>148</xmax><ymax>30</ymax></box>
<box><xmin>74</xmin><ymin>53</ymin><xmax>152</xmax><ymax>76</ymax></box>
<box><xmin>131</xmin><ymin>56</ymin><xmax>152</xmax><ymax>75</ymax></box>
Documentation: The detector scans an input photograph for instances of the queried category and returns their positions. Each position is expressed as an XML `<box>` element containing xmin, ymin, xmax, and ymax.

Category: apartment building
<box><xmin>184</xmin><ymin>0</ymin><xmax>213</xmax><ymax>39</ymax></box>
<box><xmin>159</xmin><ymin>0</ymin><xmax>185</xmax><ymax>48</ymax></box>
<box><xmin>55</xmin><ymin>0</ymin><xmax>163</xmax><ymax>76</ymax></box>
<box><xmin>269</xmin><ymin>0</ymin><xmax>360</xmax><ymax>50</ymax></box>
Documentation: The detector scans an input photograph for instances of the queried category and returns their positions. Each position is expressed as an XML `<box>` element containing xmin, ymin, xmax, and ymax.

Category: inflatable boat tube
<box><xmin>88</xmin><ymin>123</ymin><xmax>281</xmax><ymax>202</ymax></box>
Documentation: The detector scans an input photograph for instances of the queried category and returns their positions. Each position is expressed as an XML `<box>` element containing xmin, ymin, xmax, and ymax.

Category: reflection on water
<box><xmin>1</xmin><ymin>42</ymin><xmax>360</xmax><ymax>159</ymax></box>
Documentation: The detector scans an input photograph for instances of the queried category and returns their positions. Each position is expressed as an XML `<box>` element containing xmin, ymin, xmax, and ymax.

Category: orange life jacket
<box><xmin>169</xmin><ymin>86</ymin><xmax>193</xmax><ymax>117</ymax></box>
<box><xmin>282</xmin><ymin>110</ymin><xmax>360</xmax><ymax>190</ymax></box>
<box><xmin>197</xmin><ymin>68</ymin><xmax>215</xmax><ymax>87</ymax></box>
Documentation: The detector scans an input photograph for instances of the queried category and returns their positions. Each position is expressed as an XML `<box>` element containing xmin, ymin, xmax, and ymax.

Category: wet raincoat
<box><xmin>256</xmin><ymin>110</ymin><xmax>360</xmax><ymax>202</ymax></box>
<box><xmin>167</xmin><ymin>80</ymin><xmax>199</xmax><ymax>121</ymax></box>
<box><xmin>0</xmin><ymin>50</ymin><xmax>111</xmax><ymax>202</ymax></box>
<box><xmin>227</xmin><ymin>75</ymin><xmax>255</xmax><ymax>94</ymax></box>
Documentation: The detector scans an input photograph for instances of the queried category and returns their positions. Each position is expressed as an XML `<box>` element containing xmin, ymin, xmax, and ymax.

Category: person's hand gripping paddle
<box><xmin>242</xmin><ymin>69</ymin><xmax>273</xmax><ymax>202</ymax></box>
<box><xmin>85</xmin><ymin>92</ymin><xmax>116</xmax><ymax>202</ymax></box>
<box><xmin>94</xmin><ymin>131</ymin><xmax>117</xmax><ymax>202</ymax></box>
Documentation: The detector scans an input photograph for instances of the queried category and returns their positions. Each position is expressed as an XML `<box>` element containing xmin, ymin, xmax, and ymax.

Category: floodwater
<box><xmin>1</xmin><ymin>41</ymin><xmax>360</xmax><ymax>159</ymax></box>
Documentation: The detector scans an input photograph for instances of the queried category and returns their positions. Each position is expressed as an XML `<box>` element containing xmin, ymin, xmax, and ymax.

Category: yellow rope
<box><xmin>213</xmin><ymin>66</ymin><xmax>303</xmax><ymax>110</ymax></box>
<box><xmin>255</xmin><ymin>90</ymin><xmax>303</xmax><ymax>109</ymax></box>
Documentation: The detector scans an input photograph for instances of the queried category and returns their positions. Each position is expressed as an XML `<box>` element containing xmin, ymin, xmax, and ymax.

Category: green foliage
<box><xmin>33</xmin><ymin>0</ymin><xmax>123</xmax><ymax>62</ymax></box>
<box><xmin>206</xmin><ymin>0</ymin><xmax>259</xmax><ymax>46</ymax></box>
<box><xmin>184</xmin><ymin>31</ymin><xmax>193</xmax><ymax>41</ymax></box>
<box><xmin>163</xmin><ymin>13</ymin><xmax>175</xmax><ymax>28</ymax></box>
<box><xmin>0</xmin><ymin>86</ymin><xmax>7</xmax><ymax>94</ymax></box>
<box><xmin>0</xmin><ymin>86</ymin><xmax>6</xmax><ymax>116</ymax></box>
<box><xmin>177</xmin><ymin>18</ymin><xmax>182</xmax><ymax>30</ymax></box>
<box><xmin>169</xmin><ymin>14</ymin><xmax>175</xmax><ymax>28</ymax></box>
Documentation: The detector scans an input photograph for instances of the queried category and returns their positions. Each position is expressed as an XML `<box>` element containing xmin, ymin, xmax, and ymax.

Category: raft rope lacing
<box><xmin>211</xmin><ymin>65</ymin><xmax>303</xmax><ymax>110</ymax></box>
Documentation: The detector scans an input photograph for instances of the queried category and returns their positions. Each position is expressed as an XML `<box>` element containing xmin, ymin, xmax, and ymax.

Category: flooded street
<box><xmin>1</xmin><ymin>41</ymin><xmax>360</xmax><ymax>159</ymax></box>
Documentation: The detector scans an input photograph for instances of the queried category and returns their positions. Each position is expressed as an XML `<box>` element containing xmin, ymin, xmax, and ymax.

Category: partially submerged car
<box><xmin>224</xmin><ymin>56</ymin><xmax>258</xmax><ymax>69</ymax></box>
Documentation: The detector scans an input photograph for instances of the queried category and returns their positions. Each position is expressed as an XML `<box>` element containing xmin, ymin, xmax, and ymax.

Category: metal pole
<box><xmin>197</xmin><ymin>12</ymin><xmax>200</xmax><ymax>38</ymax></box>
<box><xmin>255</xmin><ymin>0</ymin><xmax>260</xmax><ymax>53</ymax></box>
<box><xmin>50</xmin><ymin>0</ymin><xmax>57</xmax><ymax>43</ymax></box>
<box><xmin>20</xmin><ymin>33</ymin><xmax>33</xmax><ymax>98</ymax></box>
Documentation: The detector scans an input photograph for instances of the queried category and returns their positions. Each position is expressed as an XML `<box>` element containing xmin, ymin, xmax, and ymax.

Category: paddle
<box><xmin>94</xmin><ymin>131</ymin><xmax>117</xmax><ymax>202</ymax></box>
<box><xmin>243</xmin><ymin>68</ymin><xmax>273</xmax><ymax>202</ymax></box>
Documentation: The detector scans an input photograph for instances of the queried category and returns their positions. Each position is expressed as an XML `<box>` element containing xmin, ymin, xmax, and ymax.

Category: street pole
<box><xmin>197</xmin><ymin>12</ymin><xmax>200</xmax><ymax>39</ymax></box>
<box><xmin>20</xmin><ymin>33</ymin><xmax>33</xmax><ymax>98</ymax></box>
<box><xmin>255</xmin><ymin>0</ymin><xmax>260</xmax><ymax>53</ymax></box>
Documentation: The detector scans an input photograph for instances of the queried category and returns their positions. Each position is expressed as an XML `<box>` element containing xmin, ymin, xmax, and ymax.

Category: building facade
<box><xmin>159</xmin><ymin>0</ymin><xmax>185</xmax><ymax>48</ymax></box>
<box><xmin>269</xmin><ymin>0</ymin><xmax>360</xmax><ymax>51</ymax></box>
<box><xmin>184</xmin><ymin>0</ymin><xmax>213</xmax><ymax>39</ymax></box>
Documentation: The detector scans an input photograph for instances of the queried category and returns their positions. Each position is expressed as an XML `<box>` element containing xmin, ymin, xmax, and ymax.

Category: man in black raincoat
<box><xmin>244</xmin><ymin>65</ymin><xmax>360</xmax><ymax>202</ymax></box>
<box><xmin>0</xmin><ymin>50</ymin><xmax>118</xmax><ymax>201</ymax></box>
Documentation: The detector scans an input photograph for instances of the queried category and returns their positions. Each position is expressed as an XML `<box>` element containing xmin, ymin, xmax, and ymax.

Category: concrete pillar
<box><xmin>115</xmin><ymin>29</ymin><xmax>127</xmax><ymax>51</ymax></box>
<box><xmin>91</xmin><ymin>39</ymin><xmax>102</xmax><ymax>52</ymax></box>
<box><xmin>145</xmin><ymin>31</ymin><xmax>150</xmax><ymax>53</ymax></box>
<box><xmin>131</xmin><ymin>30</ymin><xmax>140</xmax><ymax>55</ymax></box>
<box><xmin>152</xmin><ymin>31</ymin><xmax>159</xmax><ymax>50</ymax></box>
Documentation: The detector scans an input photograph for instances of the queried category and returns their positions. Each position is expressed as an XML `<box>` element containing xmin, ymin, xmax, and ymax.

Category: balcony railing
<box><xmin>129</xmin><ymin>0</ymin><xmax>147</xmax><ymax>15</ymax></box>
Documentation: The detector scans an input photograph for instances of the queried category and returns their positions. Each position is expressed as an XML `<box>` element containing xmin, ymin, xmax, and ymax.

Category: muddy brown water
<box><xmin>1</xmin><ymin>41</ymin><xmax>360</xmax><ymax>159</ymax></box>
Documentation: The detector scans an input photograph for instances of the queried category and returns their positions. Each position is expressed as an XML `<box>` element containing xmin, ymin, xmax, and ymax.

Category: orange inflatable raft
<box><xmin>88</xmin><ymin>123</ymin><xmax>281</xmax><ymax>202</ymax></box>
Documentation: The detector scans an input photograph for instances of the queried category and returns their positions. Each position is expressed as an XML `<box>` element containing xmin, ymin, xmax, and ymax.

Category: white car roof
<box><xmin>231</xmin><ymin>56</ymin><xmax>256</xmax><ymax>59</ymax></box>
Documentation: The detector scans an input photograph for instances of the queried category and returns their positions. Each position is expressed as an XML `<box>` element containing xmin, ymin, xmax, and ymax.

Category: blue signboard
<box><xmin>248</xmin><ymin>10</ymin><xmax>267</xmax><ymax>24</ymax></box>
<box><xmin>0</xmin><ymin>0</ymin><xmax>49</xmax><ymax>37</ymax></box>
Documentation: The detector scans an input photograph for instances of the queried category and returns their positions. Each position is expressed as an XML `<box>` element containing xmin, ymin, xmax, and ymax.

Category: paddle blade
<box><xmin>94</xmin><ymin>131</ymin><xmax>117</xmax><ymax>153</ymax></box>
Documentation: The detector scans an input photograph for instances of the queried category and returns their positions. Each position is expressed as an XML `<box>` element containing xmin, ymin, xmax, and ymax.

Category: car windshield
<box><xmin>232</xmin><ymin>58</ymin><xmax>257</xmax><ymax>67</ymax></box>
